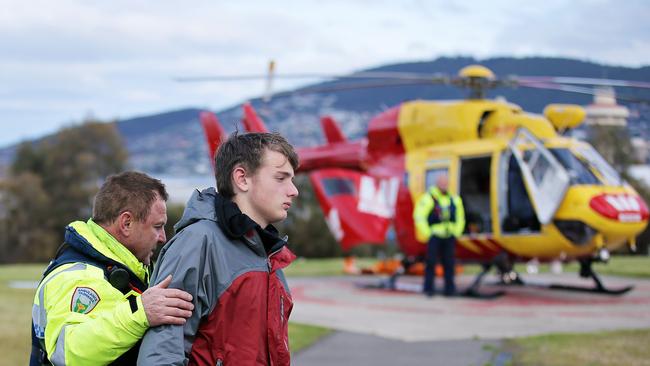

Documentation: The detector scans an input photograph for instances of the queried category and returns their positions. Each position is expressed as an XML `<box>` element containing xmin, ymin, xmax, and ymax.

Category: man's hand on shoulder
<box><xmin>141</xmin><ymin>275</ymin><xmax>194</xmax><ymax>327</ymax></box>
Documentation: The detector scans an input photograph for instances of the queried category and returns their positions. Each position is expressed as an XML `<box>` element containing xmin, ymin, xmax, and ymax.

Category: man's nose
<box><xmin>158</xmin><ymin>230</ymin><xmax>167</xmax><ymax>244</ymax></box>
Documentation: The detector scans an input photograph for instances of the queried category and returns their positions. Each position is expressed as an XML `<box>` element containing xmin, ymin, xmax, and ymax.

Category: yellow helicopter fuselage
<box><xmin>398</xmin><ymin>99</ymin><xmax>648</xmax><ymax>262</ymax></box>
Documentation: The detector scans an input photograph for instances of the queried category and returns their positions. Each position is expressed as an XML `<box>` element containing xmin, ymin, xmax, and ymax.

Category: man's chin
<box><xmin>142</xmin><ymin>253</ymin><xmax>153</xmax><ymax>266</ymax></box>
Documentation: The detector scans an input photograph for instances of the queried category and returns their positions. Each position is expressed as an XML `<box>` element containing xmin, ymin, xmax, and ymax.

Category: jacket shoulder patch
<box><xmin>70</xmin><ymin>287</ymin><xmax>100</xmax><ymax>314</ymax></box>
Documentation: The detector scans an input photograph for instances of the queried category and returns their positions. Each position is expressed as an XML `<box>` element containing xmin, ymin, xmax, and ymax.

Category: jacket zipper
<box><xmin>280</xmin><ymin>295</ymin><xmax>284</xmax><ymax>324</ymax></box>
<box><xmin>267</xmin><ymin>247</ymin><xmax>283</xmax><ymax>272</ymax></box>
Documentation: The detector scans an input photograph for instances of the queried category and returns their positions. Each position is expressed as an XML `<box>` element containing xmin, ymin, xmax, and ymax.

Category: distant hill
<box><xmin>1</xmin><ymin>56</ymin><xmax>649</xmax><ymax>177</ymax></box>
<box><xmin>115</xmin><ymin>108</ymin><xmax>203</xmax><ymax>137</ymax></box>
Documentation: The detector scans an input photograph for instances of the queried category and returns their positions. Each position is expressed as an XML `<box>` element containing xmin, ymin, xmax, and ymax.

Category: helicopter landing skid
<box><xmin>462</xmin><ymin>264</ymin><xmax>506</xmax><ymax>299</ymax></box>
<box><xmin>546</xmin><ymin>283</ymin><xmax>634</xmax><ymax>295</ymax></box>
<box><xmin>461</xmin><ymin>287</ymin><xmax>505</xmax><ymax>299</ymax></box>
<box><xmin>496</xmin><ymin>258</ymin><xmax>634</xmax><ymax>296</ymax></box>
<box><xmin>495</xmin><ymin>278</ymin><xmax>634</xmax><ymax>295</ymax></box>
<box><xmin>546</xmin><ymin>265</ymin><xmax>634</xmax><ymax>295</ymax></box>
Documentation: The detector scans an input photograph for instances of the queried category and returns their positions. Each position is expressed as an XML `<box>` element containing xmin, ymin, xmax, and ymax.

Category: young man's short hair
<box><xmin>93</xmin><ymin>171</ymin><xmax>168</xmax><ymax>224</ymax></box>
<box><xmin>215</xmin><ymin>132</ymin><xmax>299</xmax><ymax>198</ymax></box>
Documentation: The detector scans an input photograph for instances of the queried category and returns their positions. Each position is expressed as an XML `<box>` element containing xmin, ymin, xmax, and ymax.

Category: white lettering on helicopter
<box><xmin>357</xmin><ymin>176</ymin><xmax>400</xmax><ymax>219</ymax></box>
<box><xmin>603</xmin><ymin>194</ymin><xmax>642</xmax><ymax>222</ymax></box>
<box><xmin>325</xmin><ymin>208</ymin><xmax>344</xmax><ymax>241</ymax></box>
<box><xmin>604</xmin><ymin>194</ymin><xmax>640</xmax><ymax>212</ymax></box>
<box><xmin>618</xmin><ymin>213</ymin><xmax>642</xmax><ymax>222</ymax></box>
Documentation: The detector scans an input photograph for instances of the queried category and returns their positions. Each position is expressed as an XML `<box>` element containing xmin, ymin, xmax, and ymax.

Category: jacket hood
<box><xmin>175</xmin><ymin>187</ymin><xmax>287</xmax><ymax>254</ymax></box>
<box><xmin>174</xmin><ymin>187</ymin><xmax>220</xmax><ymax>231</ymax></box>
<box><xmin>65</xmin><ymin>219</ymin><xmax>148</xmax><ymax>282</ymax></box>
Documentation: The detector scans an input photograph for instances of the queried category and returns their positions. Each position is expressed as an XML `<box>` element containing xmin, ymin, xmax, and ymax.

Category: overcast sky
<box><xmin>1</xmin><ymin>0</ymin><xmax>649</xmax><ymax>147</ymax></box>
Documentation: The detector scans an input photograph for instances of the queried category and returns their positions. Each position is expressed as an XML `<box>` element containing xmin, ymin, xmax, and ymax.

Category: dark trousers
<box><xmin>423</xmin><ymin>236</ymin><xmax>456</xmax><ymax>296</ymax></box>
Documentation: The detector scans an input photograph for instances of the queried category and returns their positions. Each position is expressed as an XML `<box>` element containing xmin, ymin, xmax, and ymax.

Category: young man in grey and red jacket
<box><xmin>138</xmin><ymin>132</ymin><xmax>299</xmax><ymax>366</ymax></box>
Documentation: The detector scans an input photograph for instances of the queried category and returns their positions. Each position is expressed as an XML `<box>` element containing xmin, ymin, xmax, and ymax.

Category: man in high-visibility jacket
<box><xmin>30</xmin><ymin>171</ymin><xmax>194</xmax><ymax>365</ymax></box>
<box><xmin>413</xmin><ymin>173</ymin><xmax>465</xmax><ymax>297</ymax></box>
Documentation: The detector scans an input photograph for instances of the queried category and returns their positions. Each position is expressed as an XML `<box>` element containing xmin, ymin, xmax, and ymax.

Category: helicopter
<box><xmin>193</xmin><ymin>64</ymin><xmax>650</xmax><ymax>296</ymax></box>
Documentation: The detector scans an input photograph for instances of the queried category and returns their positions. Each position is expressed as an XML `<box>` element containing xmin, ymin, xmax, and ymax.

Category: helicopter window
<box><xmin>424</xmin><ymin>168</ymin><xmax>448</xmax><ymax>190</ymax></box>
<box><xmin>322</xmin><ymin>178</ymin><xmax>356</xmax><ymax>197</ymax></box>
<box><xmin>575</xmin><ymin>146</ymin><xmax>623</xmax><ymax>186</ymax></box>
<box><xmin>549</xmin><ymin>148</ymin><xmax>600</xmax><ymax>185</ymax></box>
<box><xmin>458</xmin><ymin>156</ymin><xmax>492</xmax><ymax>234</ymax></box>
<box><xmin>522</xmin><ymin>150</ymin><xmax>551</xmax><ymax>187</ymax></box>
<box><xmin>502</xmin><ymin>154</ymin><xmax>540</xmax><ymax>233</ymax></box>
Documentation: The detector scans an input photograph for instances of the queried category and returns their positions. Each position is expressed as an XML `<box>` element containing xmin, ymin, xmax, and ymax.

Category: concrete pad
<box><xmin>293</xmin><ymin>331</ymin><xmax>501</xmax><ymax>366</ymax></box>
<box><xmin>288</xmin><ymin>273</ymin><xmax>650</xmax><ymax>342</ymax></box>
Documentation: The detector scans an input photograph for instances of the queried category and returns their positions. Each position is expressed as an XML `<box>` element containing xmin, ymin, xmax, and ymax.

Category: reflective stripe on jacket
<box><xmin>137</xmin><ymin>187</ymin><xmax>295</xmax><ymax>366</ymax></box>
<box><xmin>32</xmin><ymin>220</ymin><xmax>149</xmax><ymax>365</ymax></box>
<box><xmin>413</xmin><ymin>187</ymin><xmax>465</xmax><ymax>240</ymax></box>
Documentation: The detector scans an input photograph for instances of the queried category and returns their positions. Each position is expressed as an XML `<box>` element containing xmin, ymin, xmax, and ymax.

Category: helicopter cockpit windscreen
<box><xmin>574</xmin><ymin>145</ymin><xmax>624</xmax><ymax>186</ymax></box>
<box><xmin>549</xmin><ymin>148</ymin><xmax>600</xmax><ymax>185</ymax></box>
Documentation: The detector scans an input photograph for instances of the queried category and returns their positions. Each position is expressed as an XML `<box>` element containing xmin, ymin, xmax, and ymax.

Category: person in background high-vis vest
<box><xmin>30</xmin><ymin>171</ymin><xmax>194</xmax><ymax>365</ymax></box>
<box><xmin>413</xmin><ymin>173</ymin><xmax>465</xmax><ymax>297</ymax></box>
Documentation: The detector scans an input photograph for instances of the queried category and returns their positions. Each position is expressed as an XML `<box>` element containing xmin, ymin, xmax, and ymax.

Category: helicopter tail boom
<box><xmin>309</xmin><ymin>168</ymin><xmax>395</xmax><ymax>250</ymax></box>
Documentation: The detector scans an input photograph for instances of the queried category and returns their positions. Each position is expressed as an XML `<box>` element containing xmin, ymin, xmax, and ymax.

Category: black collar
<box><xmin>214</xmin><ymin>193</ymin><xmax>286</xmax><ymax>254</ymax></box>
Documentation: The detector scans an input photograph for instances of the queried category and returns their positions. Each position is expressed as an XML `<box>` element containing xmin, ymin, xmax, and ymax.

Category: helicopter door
<box><xmin>508</xmin><ymin>129</ymin><xmax>570</xmax><ymax>225</ymax></box>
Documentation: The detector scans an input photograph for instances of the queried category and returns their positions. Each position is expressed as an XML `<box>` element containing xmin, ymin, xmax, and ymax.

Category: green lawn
<box><xmin>544</xmin><ymin>255</ymin><xmax>650</xmax><ymax>278</ymax></box>
<box><xmin>284</xmin><ymin>257</ymin><xmax>378</xmax><ymax>277</ymax></box>
<box><xmin>0</xmin><ymin>264</ymin><xmax>46</xmax><ymax>366</ymax></box>
<box><xmin>502</xmin><ymin>328</ymin><xmax>650</xmax><ymax>366</ymax></box>
<box><xmin>289</xmin><ymin>322</ymin><xmax>332</xmax><ymax>353</ymax></box>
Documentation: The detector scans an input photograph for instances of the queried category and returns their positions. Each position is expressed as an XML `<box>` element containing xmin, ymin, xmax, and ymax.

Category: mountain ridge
<box><xmin>1</xmin><ymin>56</ymin><xmax>649</xmax><ymax>177</ymax></box>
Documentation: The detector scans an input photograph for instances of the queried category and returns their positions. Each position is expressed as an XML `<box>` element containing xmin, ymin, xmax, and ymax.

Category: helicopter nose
<box><xmin>589</xmin><ymin>193</ymin><xmax>649</xmax><ymax>222</ymax></box>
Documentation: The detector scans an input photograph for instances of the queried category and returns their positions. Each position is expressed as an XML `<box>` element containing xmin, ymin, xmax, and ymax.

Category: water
<box><xmin>157</xmin><ymin>175</ymin><xmax>215</xmax><ymax>204</ymax></box>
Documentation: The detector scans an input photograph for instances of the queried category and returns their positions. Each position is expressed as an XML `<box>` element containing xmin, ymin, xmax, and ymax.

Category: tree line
<box><xmin>0</xmin><ymin>120</ymin><xmax>345</xmax><ymax>263</ymax></box>
<box><xmin>0</xmin><ymin>121</ymin><xmax>128</xmax><ymax>262</ymax></box>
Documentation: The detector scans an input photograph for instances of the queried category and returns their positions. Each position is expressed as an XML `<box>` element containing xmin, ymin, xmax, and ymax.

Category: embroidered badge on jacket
<box><xmin>70</xmin><ymin>287</ymin><xmax>100</xmax><ymax>314</ymax></box>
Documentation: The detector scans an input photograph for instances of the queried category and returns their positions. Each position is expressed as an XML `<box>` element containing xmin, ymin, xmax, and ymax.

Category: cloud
<box><xmin>0</xmin><ymin>0</ymin><xmax>648</xmax><ymax>147</ymax></box>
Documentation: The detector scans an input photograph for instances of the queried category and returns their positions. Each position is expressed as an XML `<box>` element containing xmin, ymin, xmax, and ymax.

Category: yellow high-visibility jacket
<box><xmin>413</xmin><ymin>187</ymin><xmax>465</xmax><ymax>241</ymax></box>
<box><xmin>32</xmin><ymin>219</ymin><xmax>149</xmax><ymax>365</ymax></box>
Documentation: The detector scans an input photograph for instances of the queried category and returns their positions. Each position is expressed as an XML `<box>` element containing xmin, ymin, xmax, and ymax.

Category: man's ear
<box><xmin>116</xmin><ymin>211</ymin><xmax>134</xmax><ymax>238</ymax></box>
<box><xmin>232</xmin><ymin>165</ymin><xmax>249</xmax><ymax>193</ymax></box>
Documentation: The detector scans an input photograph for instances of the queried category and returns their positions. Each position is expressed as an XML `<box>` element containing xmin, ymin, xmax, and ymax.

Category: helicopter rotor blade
<box><xmin>174</xmin><ymin>65</ymin><xmax>650</xmax><ymax>104</ymax></box>
<box><xmin>516</xmin><ymin>76</ymin><xmax>650</xmax><ymax>89</ymax></box>
<box><xmin>269</xmin><ymin>79</ymin><xmax>443</xmax><ymax>98</ymax></box>
<box><xmin>516</xmin><ymin>81</ymin><xmax>650</xmax><ymax>104</ymax></box>
<box><xmin>175</xmin><ymin>71</ymin><xmax>449</xmax><ymax>83</ymax></box>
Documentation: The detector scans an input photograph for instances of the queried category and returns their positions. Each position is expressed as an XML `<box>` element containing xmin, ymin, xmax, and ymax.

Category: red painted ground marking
<box><xmin>459</xmin><ymin>291</ymin><xmax>650</xmax><ymax>308</ymax></box>
<box><xmin>292</xmin><ymin>284</ymin><xmax>448</xmax><ymax>314</ymax></box>
<box><xmin>291</xmin><ymin>280</ymin><xmax>650</xmax><ymax>320</ymax></box>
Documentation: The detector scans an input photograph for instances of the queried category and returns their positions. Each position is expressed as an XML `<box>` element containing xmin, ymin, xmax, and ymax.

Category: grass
<box><xmin>284</xmin><ymin>257</ymin><xmax>378</xmax><ymax>277</ymax></box>
<box><xmin>289</xmin><ymin>322</ymin><xmax>332</xmax><ymax>353</ymax></box>
<box><xmin>554</xmin><ymin>256</ymin><xmax>650</xmax><ymax>278</ymax></box>
<box><xmin>0</xmin><ymin>263</ymin><xmax>46</xmax><ymax>366</ymax></box>
<box><xmin>502</xmin><ymin>328</ymin><xmax>650</xmax><ymax>366</ymax></box>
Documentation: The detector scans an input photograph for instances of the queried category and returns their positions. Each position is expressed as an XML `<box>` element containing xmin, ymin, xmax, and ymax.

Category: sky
<box><xmin>1</xmin><ymin>0</ymin><xmax>649</xmax><ymax>147</ymax></box>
